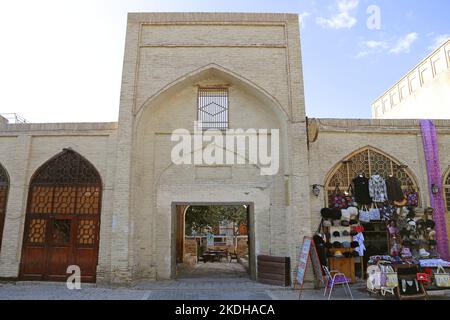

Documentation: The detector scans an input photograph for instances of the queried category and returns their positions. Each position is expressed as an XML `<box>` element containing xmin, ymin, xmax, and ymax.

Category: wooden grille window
<box><xmin>444</xmin><ymin>171</ymin><xmax>450</xmax><ymax>212</ymax></box>
<box><xmin>198</xmin><ymin>88</ymin><xmax>229</xmax><ymax>130</ymax></box>
<box><xmin>325</xmin><ymin>147</ymin><xmax>418</xmax><ymax>206</ymax></box>
<box><xmin>0</xmin><ymin>164</ymin><xmax>9</xmax><ymax>250</ymax></box>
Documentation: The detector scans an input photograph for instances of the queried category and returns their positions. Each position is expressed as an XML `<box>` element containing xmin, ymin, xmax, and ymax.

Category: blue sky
<box><xmin>0</xmin><ymin>0</ymin><xmax>449</xmax><ymax>122</ymax></box>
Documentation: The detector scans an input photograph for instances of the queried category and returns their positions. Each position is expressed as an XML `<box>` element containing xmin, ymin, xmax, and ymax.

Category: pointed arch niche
<box><xmin>324</xmin><ymin>146</ymin><xmax>419</xmax><ymax>207</ymax></box>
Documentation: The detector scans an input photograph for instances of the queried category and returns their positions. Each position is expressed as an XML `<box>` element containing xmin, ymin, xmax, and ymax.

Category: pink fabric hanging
<box><xmin>420</xmin><ymin>120</ymin><xmax>449</xmax><ymax>261</ymax></box>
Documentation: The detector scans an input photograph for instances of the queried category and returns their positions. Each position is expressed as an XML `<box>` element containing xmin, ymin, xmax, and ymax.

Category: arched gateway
<box><xmin>20</xmin><ymin>149</ymin><xmax>102</xmax><ymax>282</ymax></box>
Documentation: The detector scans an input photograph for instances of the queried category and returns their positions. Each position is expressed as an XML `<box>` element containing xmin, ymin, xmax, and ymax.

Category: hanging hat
<box><xmin>323</xmin><ymin>220</ymin><xmax>332</xmax><ymax>228</ymax></box>
<box><xmin>342</xmin><ymin>241</ymin><xmax>351</xmax><ymax>248</ymax></box>
<box><xmin>348</xmin><ymin>207</ymin><xmax>359</xmax><ymax>219</ymax></box>
<box><xmin>333</xmin><ymin>241</ymin><xmax>342</xmax><ymax>248</ymax></box>
<box><xmin>350</xmin><ymin>241</ymin><xmax>359</xmax><ymax>248</ymax></box>
<box><xmin>342</xmin><ymin>230</ymin><xmax>350</xmax><ymax>237</ymax></box>
<box><xmin>350</xmin><ymin>230</ymin><xmax>358</xmax><ymax>237</ymax></box>
<box><xmin>341</xmin><ymin>220</ymin><xmax>350</xmax><ymax>227</ymax></box>
<box><xmin>425</xmin><ymin>220</ymin><xmax>435</xmax><ymax>229</ymax></box>
<box><xmin>321</xmin><ymin>208</ymin><xmax>333</xmax><ymax>219</ymax></box>
<box><xmin>416</xmin><ymin>219</ymin><xmax>426</xmax><ymax>230</ymax></box>
<box><xmin>349</xmin><ymin>219</ymin><xmax>358</xmax><ymax>226</ymax></box>
<box><xmin>334</xmin><ymin>251</ymin><xmax>344</xmax><ymax>257</ymax></box>
<box><xmin>333</xmin><ymin>231</ymin><xmax>341</xmax><ymax>237</ymax></box>
<box><xmin>333</xmin><ymin>220</ymin><xmax>341</xmax><ymax>227</ymax></box>
<box><xmin>331</xmin><ymin>208</ymin><xmax>342</xmax><ymax>220</ymax></box>
<box><xmin>341</xmin><ymin>209</ymin><xmax>350</xmax><ymax>221</ymax></box>
<box><xmin>424</xmin><ymin>207</ymin><xmax>434</xmax><ymax>214</ymax></box>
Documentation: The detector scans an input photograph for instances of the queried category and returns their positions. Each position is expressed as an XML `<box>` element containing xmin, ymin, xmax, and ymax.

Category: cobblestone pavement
<box><xmin>1</xmin><ymin>280</ymin><xmax>449</xmax><ymax>300</ymax></box>
<box><xmin>2</xmin><ymin>261</ymin><xmax>450</xmax><ymax>301</ymax></box>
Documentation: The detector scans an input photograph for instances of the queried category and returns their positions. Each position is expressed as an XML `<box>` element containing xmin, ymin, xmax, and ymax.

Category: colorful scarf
<box><xmin>420</xmin><ymin>120</ymin><xmax>449</xmax><ymax>261</ymax></box>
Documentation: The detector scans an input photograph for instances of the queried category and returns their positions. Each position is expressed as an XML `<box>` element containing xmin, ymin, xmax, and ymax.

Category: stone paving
<box><xmin>1</xmin><ymin>262</ymin><xmax>449</xmax><ymax>300</ymax></box>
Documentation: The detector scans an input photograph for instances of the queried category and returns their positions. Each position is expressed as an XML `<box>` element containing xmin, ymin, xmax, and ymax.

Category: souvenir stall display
<box><xmin>317</xmin><ymin>172</ymin><xmax>450</xmax><ymax>299</ymax></box>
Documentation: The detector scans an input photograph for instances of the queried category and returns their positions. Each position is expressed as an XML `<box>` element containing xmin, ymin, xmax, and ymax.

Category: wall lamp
<box><xmin>431</xmin><ymin>184</ymin><xmax>439</xmax><ymax>195</ymax></box>
<box><xmin>311</xmin><ymin>184</ymin><xmax>325</xmax><ymax>197</ymax></box>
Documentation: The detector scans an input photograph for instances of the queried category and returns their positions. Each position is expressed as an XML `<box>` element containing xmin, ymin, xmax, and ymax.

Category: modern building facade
<box><xmin>0</xmin><ymin>13</ymin><xmax>449</xmax><ymax>285</ymax></box>
<box><xmin>372</xmin><ymin>39</ymin><xmax>450</xmax><ymax>119</ymax></box>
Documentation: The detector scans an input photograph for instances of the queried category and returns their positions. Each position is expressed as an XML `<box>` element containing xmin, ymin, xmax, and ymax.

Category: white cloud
<box><xmin>356</xmin><ymin>34</ymin><xmax>419</xmax><ymax>58</ymax></box>
<box><xmin>364</xmin><ymin>40</ymin><xmax>388</xmax><ymax>49</ymax></box>
<box><xmin>389</xmin><ymin>32</ymin><xmax>419</xmax><ymax>54</ymax></box>
<box><xmin>316</xmin><ymin>0</ymin><xmax>359</xmax><ymax>29</ymax></box>
<box><xmin>428</xmin><ymin>34</ymin><xmax>450</xmax><ymax>50</ymax></box>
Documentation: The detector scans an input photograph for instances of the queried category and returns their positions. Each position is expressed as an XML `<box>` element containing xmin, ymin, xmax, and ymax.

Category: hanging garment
<box><xmin>353</xmin><ymin>232</ymin><xmax>366</xmax><ymax>257</ymax></box>
<box><xmin>369</xmin><ymin>175</ymin><xmax>387</xmax><ymax>202</ymax></box>
<box><xmin>352</xmin><ymin>176</ymin><xmax>371</xmax><ymax>205</ymax></box>
<box><xmin>385</xmin><ymin>176</ymin><xmax>405</xmax><ymax>202</ymax></box>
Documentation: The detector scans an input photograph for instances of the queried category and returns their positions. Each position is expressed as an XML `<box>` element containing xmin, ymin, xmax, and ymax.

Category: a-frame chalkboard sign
<box><xmin>297</xmin><ymin>236</ymin><xmax>324</xmax><ymax>299</ymax></box>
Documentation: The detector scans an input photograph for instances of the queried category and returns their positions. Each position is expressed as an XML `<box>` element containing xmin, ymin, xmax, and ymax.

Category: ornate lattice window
<box><xmin>0</xmin><ymin>164</ymin><xmax>9</xmax><ymax>250</ymax></box>
<box><xmin>444</xmin><ymin>170</ymin><xmax>450</xmax><ymax>212</ymax></box>
<box><xmin>198</xmin><ymin>88</ymin><xmax>229</xmax><ymax>130</ymax></box>
<box><xmin>24</xmin><ymin>148</ymin><xmax>102</xmax><ymax>246</ymax></box>
<box><xmin>325</xmin><ymin>147</ymin><xmax>418</xmax><ymax>207</ymax></box>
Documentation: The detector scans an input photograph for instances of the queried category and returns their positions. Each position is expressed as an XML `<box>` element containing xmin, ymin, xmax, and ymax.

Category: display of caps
<box><xmin>341</xmin><ymin>220</ymin><xmax>350</xmax><ymax>227</ymax></box>
<box><xmin>334</xmin><ymin>251</ymin><xmax>344</xmax><ymax>258</ymax></box>
<box><xmin>333</xmin><ymin>231</ymin><xmax>340</xmax><ymax>237</ymax></box>
<box><xmin>323</xmin><ymin>220</ymin><xmax>332</xmax><ymax>228</ymax></box>
<box><xmin>332</xmin><ymin>241</ymin><xmax>342</xmax><ymax>248</ymax></box>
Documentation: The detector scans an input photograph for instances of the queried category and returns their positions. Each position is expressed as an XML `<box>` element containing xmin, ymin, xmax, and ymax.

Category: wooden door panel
<box><xmin>46</xmin><ymin>247</ymin><xmax>71</xmax><ymax>277</ymax></box>
<box><xmin>75</xmin><ymin>247</ymin><xmax>97</xmax><ymax>277</ymax></box>
<box><xmin>21</xmin><ymin>246</ymin><xmax>46</xmax><ymax>276</ymax></box>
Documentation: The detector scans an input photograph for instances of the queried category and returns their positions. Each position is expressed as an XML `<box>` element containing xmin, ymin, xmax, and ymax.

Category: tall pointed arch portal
<box><xmin>20</xmin><ymin>149</ymin><xmax>102</xmax><ymax>282</ymax></box>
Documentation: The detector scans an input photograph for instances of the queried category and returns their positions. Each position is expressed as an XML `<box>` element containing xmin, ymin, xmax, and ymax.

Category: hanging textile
<box><xmin>369</xmin><ymin>175</ymin><xmax>388</xmax><ymax>202</ymax></box>
<box><xmin>353</xmin><ymin>176</ymin><xmax>372</xmax><ymax>205</ymax></box>
<box><xmin>386</xmin><ymin>176</ymin><xmax>405</xmax><ymax>202</ymax></box>
<box><xmin>420</xmin><ymin>120</ymin><xmax>449</xmax><ymax>260</ymax></box>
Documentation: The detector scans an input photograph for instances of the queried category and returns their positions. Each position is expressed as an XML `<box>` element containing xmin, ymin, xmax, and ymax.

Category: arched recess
<box><xmin>0</xmin><ymin>164</ymin><xmax>10</xmax><ymax>251</ymax></box>
<box><xmin>324</xmin><ymin>146</ymin><xmax>419</xmax><ymax>207</ymax></box>
<box><xmin>20</xmin><ymin>149</ymin><xmax>102</xmax><ymax>282</ymax></box>
<box><xmin>444</xmin><ymin>169</ymin><xmax>450</xmax><ymax>213</ymax></box>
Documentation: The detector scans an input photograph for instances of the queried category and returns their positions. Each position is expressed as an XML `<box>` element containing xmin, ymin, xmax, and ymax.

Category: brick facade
<box><xmin>0</xmin><ymin>13</ymin><xmax>449</xmax><ymax>285</ymax></box>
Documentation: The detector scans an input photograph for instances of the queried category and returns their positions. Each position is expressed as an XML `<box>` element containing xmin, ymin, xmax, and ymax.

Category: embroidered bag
<box><xmin>331</xmin><ymin>185</ymin><xmax>348</xmax><ymax>209</ymax></box>
<box><xmin>434</xmin><ymin>265</ymin><xmax>450</xmax><ymax>288</ymax></box>
<box><xmin>405</xmin><ymin>182</ymin><xmax>419</xmax><ymax>207</ymax></box>
<box><xmin>369</xmin><ymin>204</ymin><xmax>381</xmax><ymax>221</ymax></box>
<box><xmin>359</xmin><ymin>206</ymin><xmax>371</xmax><ymax>223</ymax></box>
<box><xmin>381</xmin><ymin>266</ymin><xmax>398</xmax><ymax>288</ymax></box>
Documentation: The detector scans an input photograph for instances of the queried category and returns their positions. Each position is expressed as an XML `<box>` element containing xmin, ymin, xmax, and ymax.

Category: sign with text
<box><xmin>297</xmin><ymin>236</ymin><xmax>323</xmax><ymax>297</ymax></box>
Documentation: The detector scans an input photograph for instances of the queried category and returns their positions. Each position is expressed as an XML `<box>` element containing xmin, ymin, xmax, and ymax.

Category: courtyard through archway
<box><xmin>176</xmin><ymin>204</ymin><xmax>251</xmax><ymax>279</ymax></box>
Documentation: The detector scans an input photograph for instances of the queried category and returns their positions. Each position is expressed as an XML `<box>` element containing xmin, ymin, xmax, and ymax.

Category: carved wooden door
<box><xmin>20</xmin><ymin>150</ymin><xmax>102</xmax><ymax>283</ymax></box>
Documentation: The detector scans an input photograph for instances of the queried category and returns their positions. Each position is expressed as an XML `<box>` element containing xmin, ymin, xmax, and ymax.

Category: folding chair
<box><xmin>322</xmin><ymin>266</ymin><xmax>354</xmax><ymax>300</ymax></box>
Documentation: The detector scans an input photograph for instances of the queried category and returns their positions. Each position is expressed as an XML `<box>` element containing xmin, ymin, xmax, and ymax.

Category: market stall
<box><xmin>317</xmin><ymin>172</ymin><xmax>450</xmax><ymax>299</ymax></box>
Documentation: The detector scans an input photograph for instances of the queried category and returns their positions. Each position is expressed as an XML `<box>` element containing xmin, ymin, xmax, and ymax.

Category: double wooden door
<box><xmin>21</xmin><ymin>213</ymin><xmax>100</xmax><ymax>282</ymax></box>
<box><xmin>19</xmin><ymin>149</ymin><xmax>102</xmax><ymax>283</ymax></box>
